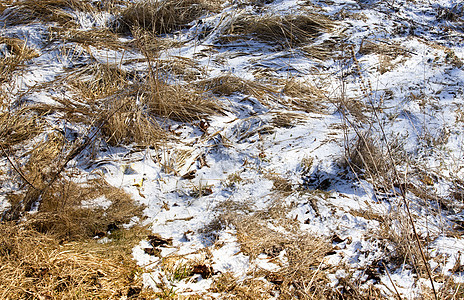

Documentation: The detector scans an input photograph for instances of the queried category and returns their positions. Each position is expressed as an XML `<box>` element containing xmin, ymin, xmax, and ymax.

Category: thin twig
<box><xmin>382</xmin><ymin>261</ymin><xmax>402</xmax><ymax>300</ymax></box>
<box><xmin>0</xmin><ymin>144</ymin><xmax>39</xmax><ymax>190</ymax></box>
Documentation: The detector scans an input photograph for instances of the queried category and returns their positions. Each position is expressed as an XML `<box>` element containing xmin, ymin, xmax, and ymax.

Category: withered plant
<box><xmin>222</xmin><ymin>12</ymin><xmax>334</xmax><ymax>47</ymax></box>
<box><xmin>117</xmin><ymin>0</ymin><xmax>223</xmax><ymax>35</ymax></box>
<box><xmin>0</xmin><ymin>37</ymin><xmax>39</xmax><ymax>82</ymax></box>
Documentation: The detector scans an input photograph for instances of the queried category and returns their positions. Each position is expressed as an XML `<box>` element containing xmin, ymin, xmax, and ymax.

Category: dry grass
<box><xmin>302</xmin><ymin>38</ymin><xmax>342</xmax><ymax>61</ymax></box>
<box><xmin>0</xmin><ymin>2</ymin><xmax>6</xmax><ymax>14</ymax></box>
<box><xmin>49</xmin><ymin>27</ymin><xmax>126</xmax><ymax>50</ymax></box>
<box><xmin>101</xmin><ymin>97</ymin><xmax>166</xmax><ymax>146</ymax></box>
<box><xmin>222</xmin><ymin>12</ymin><xmax>334</xmax><ymax>47</ymax></box>
<box><xmin>23</xmin><ymin>131</ymin><xmax>65</xmax><ymax>189</ymax></box>
<box><xmin>67</xmin><ymin>62</ymin><xmax>131</xmax><ymax>101</ymax></box>
<box><xmin>271</xmin><ymin>111</ymin><xmax>307</xmax><ymax>128</ymax></box>
<box><xmin>117</xmin><ymin>0</ymin><xmax>223</xmax><ymax>35</ymax></box>
<box><xmin>359</xmin><ymin>40</ymin><xmax>408</xmax><ymax>57</ymax></box>
<box><xmin>34</xmin><ymin>61</ymin><xmax>220</xmax><ymax>147</ymax></box>
<box><xmin>280</xmin><ymin>78</ymin><xmax>329</xmax><ymax>112</ymax></box>
<box><xmin>196</xmin><ymin>74</ymin><xmax>278</xmax><ymax>103</ymax></box>
<box><xmin>210</xmin><ymin>272</ymin><xmax>276</xmax><ymax>299</ymax></box>
<box><xmin>344</xmin><ymin>132</ymin><xmax>387</xmax><ymax>181</ymax></box>
<box><xmin>1</xmin><ymin>0</ymin><xmax>90</xmax><ymax>26</ymax></box>
<box><xmin>0</xmin><ymin>37</ymin><xmax>39</xmax><ymax>82</ymax></box>
<box><xmin>0</xmin><ymin>108</ymin><xmax>44</xmax><ymax>148</ymax></box>
<box><xmin>0</xmin><ymin>222</ymin><xmax>154</xmax><ymax>299</ymax></box>
<box><xmin>130</xmin><ymin>27</ymin><xmax>185</xmax><ymax>55</ymax></box>
<box><xmin>138</xmin><ymin>76</ymin><xmax>222</xmax><ymax>122</ymax></box>
<box><xmin>6</xmin><ymin>177</ymin><xmax>145</xmax><ymax>241</ymax></box>
<box><xmin>372</xmin><ymin>212</ymin><xmax>435</xmax><ymax>284</ymax></box>
<box><xmin>265</xmin><ymin>173</ymin><xmax>294</xmax><ymax>193</ymax></box>
<box><xmin>67</xmin><ymin>60</ymin><xmax>221</xmax><ymax>124</ymax></box>
<box><xmin>209</xmin><ymin>205</ymin><xmax>337</xmax><ymax>299</ymax></box>
<box><xmin>157</xmin><ymin>56</ymin><xmax>205</xmax><ymax>82</ymax></box>
<box><xmin>358</xmin><ymin>40</ymin><xmax>410</xmax><ymax>74</ymax></box>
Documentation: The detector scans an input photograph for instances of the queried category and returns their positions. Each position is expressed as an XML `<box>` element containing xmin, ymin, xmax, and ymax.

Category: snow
<box><xmin>1</xmin><ymin>0</ymin><xmax>464</xmax><ymax>297</ymax></box>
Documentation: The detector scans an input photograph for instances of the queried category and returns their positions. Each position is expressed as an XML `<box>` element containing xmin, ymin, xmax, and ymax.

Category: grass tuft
<box><xmin>0</xmin><ymin>37</ymin><xmax>39</xmax><ymax>82</ymax></box>
<box><xmin>0</xmin><ymin>222</ymin><xmax>153</xmax><ymax>299</ymax></box>
<box><xmin>196</xmin><ymin>74</ymin><xmax>278</xmax><ymax>103</ymax></box>
<box><xmin>1</xmin><ymin>0</ymin><xmax>87</xmax><ymax>26</ymax></box>
<box><xmin>117</xmin><ymin>0</ymin><xmax>223</xmax><ymax>35</ymax></box>
<box><xmin>0</xmin><ymin>108</ymin><xmax>44</xmax><ymax>148</ymax></box>
<box><xmin>222</xmin><ymin>12</ymin><xmax>334</xmax><ymax>47</ymax></box>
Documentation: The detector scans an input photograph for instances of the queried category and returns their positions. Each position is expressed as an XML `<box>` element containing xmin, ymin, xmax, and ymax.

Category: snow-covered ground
<box><xmin>1</xmin><ymin>0</ymin><xmax>463</xmax><ymax>298</ymax></box>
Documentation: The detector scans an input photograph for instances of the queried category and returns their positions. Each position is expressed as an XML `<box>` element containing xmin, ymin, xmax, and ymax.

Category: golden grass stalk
<box><xmin>23</xmin><ymin>131</ymin><xmax>65</xmax><ymax>189</ymax></box>
<box><xmin>28</xmin><ymin>178</ymin><xmax>144</xmax><ymax>240</ymax></box>
<box><xmin>100</xmin><ymin>97</ymin><xmax>166</xmax><ymax>146</ymax></box>
<box><xmin>280</xmin><ymin>78</ymin><xmax>329</xmax><ymax>112</ymax></box>
<box><xmin>130</xmin><ymin>27</ymin><xmax>185</xmax><ymax>54</ymax></box>
<box><xmin>67</xmin><ymin>62</ymin><xmax>130</xmax><ymax>101</ymax></box>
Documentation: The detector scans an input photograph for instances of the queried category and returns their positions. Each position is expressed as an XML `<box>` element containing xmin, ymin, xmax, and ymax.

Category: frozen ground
<box><xmin>1</xmin><ymin>0</ymin><xmax>463</xmax><ymax>298</ymax></box>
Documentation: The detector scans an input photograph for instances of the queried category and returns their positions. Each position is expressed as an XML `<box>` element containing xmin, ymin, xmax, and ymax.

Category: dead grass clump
<box><xmin>227</xmin><ymin>211</ymin><xmax>334</xmax><ymax>298</ymax></box>
<box><xmin>265</xmin><ymin>173</ymin><xmax>294</xmax><ymax>193</ymax></box>
<box><xmin>0</xmin><ymin>222</ymin><xmax>152</xmax><ymax>299</ymax></box>
<box><xmin>23</xmin><ymin>131</ymin><xmax>65</xmax><ymax>188</ymax></box>
<box><xmin>344</xmin><ymin>132</ymin><xmax>388</xmax><ymax>183</ymax></box>
<box><xmin>359</xmin><ymin>40</ymin><xmax>410</xmax><ymax>74</ymax></box>
<box><xmin>222</xmin><ymin>12</ymin><xmax>334</xmax><ymax>47</ymax></box>
<box><xmin>0</xmin><ymin>37</ymin><xmax>39</xmax><ymax>82</ymax></box>
<box><xmin>375</xmin><ymin>214</ymin><xmax>432</xmax><ymax>279</ymax></box>
<box><xmin>49</xmin><ymin>27</ymin><xmax>126</xmax><ymax>50</ymax></box>
<box><xmin>129</xmin><ymin>27</ymin><xmax>185</xmax><ymax>55</ymax></box>
<box><xmin>0</xmin><ymin>108</ymin><xmax>44</xmax><ymax>147</ymax></box>
<box><xmin>117</xmin><ymin>0</ymin><xmax>222</xmax><ymax>35</ymax></box>
<box><xmin>0</xmin><ymin>2</ymin><xmax>6</xmax><ymax>14</ymax></box>
<box><xmin>359</xmin><ymin>40</ymin><xmax>407</xmax><ymax>57</ymax></box>
<box><xmin>302</xmin><ymin>38</ymin><xmax>341</xmax><ymax>61</ymax></box>
<box><xmin>139</xmin><ymin>79</ymin><xmax>222</xmax><ymax>122</ymax></box>
<box><xmin>1</xmin><ymin>0</ymin><xmax>88</xmax><ymax>26</ymax></box>
<box><xmin>157</xmin><ymin>56</ymin><xmax>205</xmax><ymax>82</ymax></box>
<box><xmin>67</xmin><ymin>62</ymin><xmax>130</xmax><ymax>101</ymax></box>
<box><xmin>271</xmin><ymin>111</ymin><xmax>306</xmax><ymax>128</ymax></box>
<box><xmin>196</xmin><ymin>74</ymin><xmax>278</xmax><ymax>102</ymax></box>
<box><xmin>41</xmin><ymin>64</ymin><xmax>166</xmax><ymax>146</ymax></box>
<box><xmin>210</xmin><ymin>272</ymin><xmax>275</xmax><ymax>299</ymax></box>
<box><xmin>25</xmin><ymin>178</ymin><xmax>145</xmax><ymax>241</ymax></box>
<box><xmin>340</xmin><ymin>98</ymin><xmax>368</xmax><ymax>121</ymax></box>
<box><xmin>101</xmin><ymin>97</ymin><xmax>165</xmax><ymax>146</ymax></box>
<box><xmin>280</xmin><ymin>78</ymin><xmax>329</xmax><ymax>112</ymax></box>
